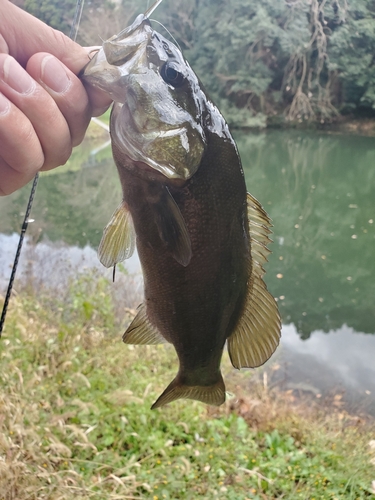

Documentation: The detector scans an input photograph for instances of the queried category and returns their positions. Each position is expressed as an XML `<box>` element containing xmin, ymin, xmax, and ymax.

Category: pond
<box><xmin>1</xmin><ymin>126</ymin><xmax>375</xmax><ymax>414</ymax></box>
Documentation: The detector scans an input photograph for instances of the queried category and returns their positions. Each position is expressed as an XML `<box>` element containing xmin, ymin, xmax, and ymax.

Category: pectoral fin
<box><xmin>98</xmin><ymin>201</ymin><xmax>136</xmax><ymax>268</ymax></box>
<box><xmin>227</xmin><ymin>193</ymin><xmax>281</xmax><ymax>368</ymax></box>
<box><xmin>155</xmin><ymin>187</ymin><xmax>192</xmax><ymax>267</ymax></box>
<box><xmin>123</xmin><ymin>303</ymin><xmax>166</xmax><ymax>345</ymax></box>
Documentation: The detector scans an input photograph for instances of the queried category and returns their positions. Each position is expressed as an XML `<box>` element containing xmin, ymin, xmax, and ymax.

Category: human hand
<box><xmin>0</xmin><ymin>0</ymin><xmax>112</xmax><ymax>195</ymax></box>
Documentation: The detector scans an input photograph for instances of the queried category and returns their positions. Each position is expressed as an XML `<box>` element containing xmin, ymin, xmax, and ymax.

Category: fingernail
<box><xmin>3</xmin><ymin>56</ymin><xmax>35</xmax><ymax>95</ymax></box>
<box><xmin>0</xmin><ymin>92</ymin><xmax>10</xmax><ymax>115</ymax></box>
<box><xmin>41</xmin><ymin>55</ymin><xmax>71</xmax><ymax>93</ymax></box>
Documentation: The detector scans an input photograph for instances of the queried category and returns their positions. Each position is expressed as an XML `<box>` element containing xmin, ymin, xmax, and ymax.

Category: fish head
<box><xmin>83</xmin><ymin>13</ymin><xmax>207</xmax><ymax>182</ymax></box>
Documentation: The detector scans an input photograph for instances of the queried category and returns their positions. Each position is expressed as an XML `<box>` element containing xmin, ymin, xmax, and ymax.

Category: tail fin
<box><xmin>151</xmin><ymin>374</ymin><xmax>226</xmax><ymax>409</ymax></box>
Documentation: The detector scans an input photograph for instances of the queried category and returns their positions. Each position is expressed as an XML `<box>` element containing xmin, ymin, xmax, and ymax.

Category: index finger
<box><xmin>0</xmin><ymin>1</ymin><xmax>112</xmax><ymax>115</ymax></box>
<box><xmin>0</xmin><ymin>1</ymin><xmax>87</xmax><ymax>73</ymax></box>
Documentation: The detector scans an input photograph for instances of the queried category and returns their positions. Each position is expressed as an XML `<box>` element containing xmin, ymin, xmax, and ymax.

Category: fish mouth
<box><xmin>85</xmin><ymin>1</ymin><xmax>163</xmax><ymax>71</ymax></box>
<box><xmin>103</xmin><ymin>14</ymin><xmax>151</xmax><ymax>67</ymax></box>
<box><xmin>82</xmin><ymin>0</ymin><xmax>206</xmax><ymax>183</ymax></box>
<box><xmin>82</xmin><ymin>13</ymin><xmax>153</xmax><ymax>99</ymax></box>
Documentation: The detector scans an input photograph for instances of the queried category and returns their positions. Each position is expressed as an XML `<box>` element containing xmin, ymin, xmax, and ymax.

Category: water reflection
<box><xmin>1</xmin><ymin>129</ymin><xmax>374</xmax><ymax>412</ymax></box>
<box><xmin>277</xmin><ymin>323</ymin><xmax>375</xmax><ymax>415</ymax></box>
<box><xmin>0</xmin><ymin>233</ymin><xmax>141</xmax><ymax>293</ymax></box>
<box><xmin>0</xmin><ymin>141</ymin><xmax>119</xmax><ymax>248</ymax></box>
<box><xmin>235</xmin><ymin>130</ymin><xmax>375</xmax><ymax>339</ymax></box>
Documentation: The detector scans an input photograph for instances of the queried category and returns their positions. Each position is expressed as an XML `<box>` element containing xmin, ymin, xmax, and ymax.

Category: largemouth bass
<box><xmin>82</xmin><ymin>1</ymin><xmax>281</xmax><ymax>409</ymax></box>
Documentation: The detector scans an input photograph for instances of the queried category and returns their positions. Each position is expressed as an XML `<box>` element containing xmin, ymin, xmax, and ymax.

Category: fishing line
<box><xmin>0</xmin><ymin>0</ymin><xmax>85</xmax><ymax>338</ymax></box>
<box><xmin>69</xmin><ymin>0</ymin><xmax>85</xmax><ymax>42</ymax></box>
<box><xmin>149</xmin><ymin>19</ymin><xmax>182</xmax><ymax>52</ymax></box>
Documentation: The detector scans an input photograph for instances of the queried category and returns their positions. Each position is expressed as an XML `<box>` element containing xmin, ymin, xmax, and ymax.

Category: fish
<box><xmin>82</xmin><ymin>0</ymin><xmax>281</xmax><ymax>409</ymax></box>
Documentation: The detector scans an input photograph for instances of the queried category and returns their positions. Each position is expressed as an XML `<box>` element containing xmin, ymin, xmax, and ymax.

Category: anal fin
<box><xmin>227</xmin><ymin>267</ymin><xmax>281</xmax><ymax>368</ymax></box>
<box><xmin>227</xmin><ymin>193</ymin><xmax>281</xmax><ymax>369</ymax></box>
<box><xmin>123</xmin><ymin>303</ymin><xmax>166</xmax><ymax>345</ymax></box>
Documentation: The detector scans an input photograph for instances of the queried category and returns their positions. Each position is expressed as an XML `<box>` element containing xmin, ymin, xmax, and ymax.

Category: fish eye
<box><xmin>160</xmin><ymin>62</ymin><xmax>185</xmax><ymax>88</ymax></box>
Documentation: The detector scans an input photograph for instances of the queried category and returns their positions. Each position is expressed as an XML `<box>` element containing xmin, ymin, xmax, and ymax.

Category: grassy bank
<box><xmin>0</xmin><ymin>274</ymin><xmax>374</xmax><ymax>499</ymax></box>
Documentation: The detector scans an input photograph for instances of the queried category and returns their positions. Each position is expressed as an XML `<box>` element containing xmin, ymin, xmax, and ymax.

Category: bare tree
<box><xmin>284</xmin><ymin>0</ymin><xmax>347</xmax><ymax>121</ymax></box>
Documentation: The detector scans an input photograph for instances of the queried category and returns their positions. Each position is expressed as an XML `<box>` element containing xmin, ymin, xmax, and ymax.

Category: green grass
<box><xmin>1</xmin><ymin>273</ymin><xmax>374</xmax><ymax>499</ymax></box>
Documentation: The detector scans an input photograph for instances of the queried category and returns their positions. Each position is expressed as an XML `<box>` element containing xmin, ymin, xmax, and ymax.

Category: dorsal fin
<box><xmin>155</xmin><ymin>186</ymin><xmax>192</xmax><ymax>267</ymax></box>
<box><xmin>98</xmin><ymin>201</ymin><xmax>136</xmax><ymax>268</ymax></box>
<box><xmin>227</xmin><ymin>193</ymin><xmax>281</xmax><ymax>368</ymax></box>
<box><xmin>123</xmin><ymin>303</ymin><xmax>167</xmax><ymax>345</ymax></box>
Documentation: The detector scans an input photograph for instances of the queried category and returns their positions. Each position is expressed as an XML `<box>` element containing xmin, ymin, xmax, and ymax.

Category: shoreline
<box><xmin>87</xmin><ymin>111</ymin><xmax>375</xmax><ymax>140</ymax></box>
<box><xmin>233</xmin><ymin>115</ymin><xmax>375</xmax><ymax>137</ymax></box>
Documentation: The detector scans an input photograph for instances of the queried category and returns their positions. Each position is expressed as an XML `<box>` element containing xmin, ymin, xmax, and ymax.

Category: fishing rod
<box><xmin>0</xmin><ymin>0</ymin><xmax>85</xmax><ymax>337</ymax></box>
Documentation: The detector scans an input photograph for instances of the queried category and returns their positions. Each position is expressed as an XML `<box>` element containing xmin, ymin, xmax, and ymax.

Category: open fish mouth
<box><xmin>82</xmin><ymin>0</ymin><xmax>168</xmax><ymax>97</ymax></box>
<box><xmin>82</xmin><ymin>14</ymin><xmax>153</xmax><ymax>100</ymax></box>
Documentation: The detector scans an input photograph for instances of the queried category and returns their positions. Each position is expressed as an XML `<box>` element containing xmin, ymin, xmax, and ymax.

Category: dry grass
<box><xmin>1</xmin><ymin>281</ymin><xmax>375</xmax><ymax>499</ymax></box>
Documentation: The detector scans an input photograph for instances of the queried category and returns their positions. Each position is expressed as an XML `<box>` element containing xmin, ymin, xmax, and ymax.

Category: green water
<box><xmin>236</xmin><ymin>130</ymin><xmax>375</xmax><ymax>340</ymax></box>
<box><xmin>2</xmin><ymin>129</ymin><xmax>374</xmax><ymax>339</ymax></box>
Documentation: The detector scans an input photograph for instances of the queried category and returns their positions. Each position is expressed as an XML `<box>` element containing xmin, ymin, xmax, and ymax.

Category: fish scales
<box><xmin>121</xmin><ymin>133</ymin><xmax>248</xmax><ymax>361</ymax></box>
<box><xmin>82</xmin><ymin>1</ymin><xmax>281</xmax><ymax>409</ymax></box>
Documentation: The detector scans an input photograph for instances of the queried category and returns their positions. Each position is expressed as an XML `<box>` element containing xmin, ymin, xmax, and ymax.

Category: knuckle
<box><xmin>50</xmin><ymin>28</ymin><xmax>71</xmax><ymax>54</ymax></box>
<box><xmin>17</xmin><ymin>123</ymin><xmax>44</xmax><ymax>171</ymax></box>
<box><xmin>59</xmin><ymin>142</ymin><xmax>73</xmax><ymax>165</ymax></box>
<box><xmin>0</xmin><ymin>185</ymin><xmax>13</xmax><ymax>196</ymax></box>
<box><xmin>42</xmin><ymin>141</ymin><xmax>72</xmax><ymax>171</ymax></box>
